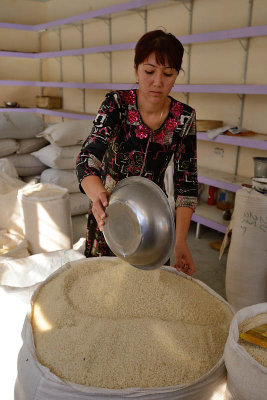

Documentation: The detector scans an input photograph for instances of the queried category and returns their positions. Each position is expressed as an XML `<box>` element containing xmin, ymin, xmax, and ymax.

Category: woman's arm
<box><xmin>81</xmin><ymin>175</ymin><xmax>109</xmax><ymax>230</ymax></box>
<box><xmin>173</xmin><ymin>207</ymin><xmax>195</xmax><ymax>275</ymax></box>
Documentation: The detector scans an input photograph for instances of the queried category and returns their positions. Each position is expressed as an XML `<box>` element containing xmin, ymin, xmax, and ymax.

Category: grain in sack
<box><xmin>15</xmin><ymin>258</ymin><xmax>233</xmax><ymax>400</ymax></box>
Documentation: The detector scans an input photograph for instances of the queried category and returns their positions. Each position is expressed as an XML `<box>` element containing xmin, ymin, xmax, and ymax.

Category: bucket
<box><xmin>253</xmin><ymin>157</ymin><xmax>267</xmax><ymax>178</ymax></box>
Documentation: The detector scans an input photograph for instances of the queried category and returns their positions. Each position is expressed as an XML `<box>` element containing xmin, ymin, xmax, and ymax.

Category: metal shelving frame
<box><xmin>1</xmin><ymin>0</ymin><xmax>266</xmax><ymax>234</ymax></box>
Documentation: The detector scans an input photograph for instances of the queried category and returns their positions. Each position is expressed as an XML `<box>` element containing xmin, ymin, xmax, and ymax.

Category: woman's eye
<box><xmin>144</xmin><ymin>70</ymin><xmax>154</xmax><ymax>75</ymax></box>
<box><xmin>164</xmin><ymin>73</ymin><xmax>173</xmax><ymax>77</ymax></box>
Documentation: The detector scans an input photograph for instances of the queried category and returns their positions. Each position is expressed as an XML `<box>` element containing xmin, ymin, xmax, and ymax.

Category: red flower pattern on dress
<box><xmin>172</xmin><ymin>102</ymin><xmax>184</xmax><ymax>116</ymax></box>
<box><xmin>123</xmin><ymin>90</ymin><xmax>135</xmax><ymax>105</ymax></box>
<box><xmin>153</xmin><ymin>129</ymin><xmax>165</xmax><ymax>143</ymax></box>
<box><xmin>127</xmin><ymin>109</ymin><xmax>139</xmax><ymax>124</ymax></box>
<box><xmin>165</xmin><ymin>118</ymin><xmax>178</xmax><ymax>131</ymax></box>
<box><xmin>135</xmin><ymin>125</ymin><xmax>150</xmax><ymax>139</ymax></box>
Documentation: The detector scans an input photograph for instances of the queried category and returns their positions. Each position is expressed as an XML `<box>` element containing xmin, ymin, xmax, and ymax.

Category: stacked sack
<box><xmin>0</xmin><ymin>112</ymin><xmax>49</xmax><ymax>180</ymax></box>
<box><xmin>33</xmin><ymin>120</ymin><xmax>93</xmax><ymax>224</ymax></box>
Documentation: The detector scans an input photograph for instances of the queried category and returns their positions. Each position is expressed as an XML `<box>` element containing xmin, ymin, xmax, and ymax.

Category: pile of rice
<box><xmin>31</xmin><ymin>258</ymin><xmax>233</xmax><ymax>389</ymax></box>
<box><xmin>238</xmin><ymin>313</ymin><xmax>267</xmax><ymax>367</ymax></box>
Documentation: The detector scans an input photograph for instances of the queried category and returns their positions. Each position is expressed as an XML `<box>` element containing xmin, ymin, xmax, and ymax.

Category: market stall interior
<box><xmin>0</xmin><ymin>1</ymin><xmax>266</xmax><ymax>400</ymax></box>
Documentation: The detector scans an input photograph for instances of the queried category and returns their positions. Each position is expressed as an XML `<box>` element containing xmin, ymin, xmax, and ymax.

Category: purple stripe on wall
<box><xmin>198</xmin><ymin>176</ymin><xmax>242</xmax><ymax>192</ymax></box>
<box><xmin>197</xmin><ymin>132</ymin><xmax>267</xmax><ymax>150</ymax></box>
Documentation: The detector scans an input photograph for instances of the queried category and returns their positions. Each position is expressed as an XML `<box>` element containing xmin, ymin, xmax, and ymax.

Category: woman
<box><xmin>76</xmin><ymin>30</ymin><xmax>198</xmax><ymax>275</ymax></box>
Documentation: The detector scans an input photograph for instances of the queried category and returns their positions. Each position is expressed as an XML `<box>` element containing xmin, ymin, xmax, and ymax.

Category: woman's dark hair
<box><xmin>134</xmin><ymin>30</ymin><xmax>184</xmax><ymax>73</ymax></box>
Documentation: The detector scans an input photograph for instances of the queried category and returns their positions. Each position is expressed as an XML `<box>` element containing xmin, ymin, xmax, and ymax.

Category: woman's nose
<box><xmin>153</xmin><ymin>72</ymin><xmax>163</xmax><ymax>87</ymax></box>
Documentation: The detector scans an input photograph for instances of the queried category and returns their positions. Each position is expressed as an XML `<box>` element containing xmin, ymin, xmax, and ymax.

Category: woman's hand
<box><xmin>91</xmin><ymin>191</ymin><xmax>110</xmax><ymax>231</ymax></box>
<box><xmin>173</xmin><ymin>240</ymin><xmax>195</xmax><ymax>276</ymax></box>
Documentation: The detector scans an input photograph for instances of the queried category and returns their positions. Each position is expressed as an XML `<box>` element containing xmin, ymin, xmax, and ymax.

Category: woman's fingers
<box><xmin>92</xmin><ymin>191</ymin><xmax>110</xmax><ymax>230</ymax></box>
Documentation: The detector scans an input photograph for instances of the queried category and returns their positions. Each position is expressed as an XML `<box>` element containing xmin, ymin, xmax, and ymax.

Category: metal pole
<box><xmin>38</xmin><ymin>32</ymin><xmax>43</xmax><ymax>98</ymax></box>
<box><xmin>81</xmin><ymin>21</ymin><xmax>86</xmax><ymax>113</ymax></box>
<box><xmin>144</xmin><ymin>7</ymin><xmax>147</xmax><ymax>33</ymax></box>
<box><xmin>234</xmin><ymin>0</ymin><xmax>253</xmax><ymax>175</ymax></box>
<box><xmin>109</xmin><ymin>16</ymin><xmax>112</xmax><ymax>83</ymax></box>
<box><xmin>185</xmin><ymin>0</ymin><xmax>193</xmax><ymax>105</ymax></box>
<box><xmin>58</xmin><ymin>26</ymin><xmax>64</xmax><ymax>121</ymax></box>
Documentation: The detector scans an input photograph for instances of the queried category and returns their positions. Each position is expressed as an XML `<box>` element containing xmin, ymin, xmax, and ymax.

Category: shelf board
<box><xmin>0</xmin><ymin>0</ymin><xmax>163</xmax><ymax>31</ymax></box>
<box><xmin>1</xmin><ymin>80</ymin><xmax>267</xmax><ymax>95</ymax></box>
<box><xmin>1</xmin><ymin>24</ymin><xmax>266</xmax><ymax>58</ymax></box>
<box><xmin>197</xmin><ymin>131</ymin><xmax>267</xmax><ymax>150</ymax></box>
<box><xmin>198</xmin><ymin>166</ymin><xmax>251</xmax><ymax>192</ymax></box>
<box><xmin>0</xmin><ymin>107</ymin><xmax>94</xmax><ymax>120</ymax></box>
<box><xmin>192</xmin><ymin>203</ymin><xmax>229</xmax><ymax>233</ymax></box>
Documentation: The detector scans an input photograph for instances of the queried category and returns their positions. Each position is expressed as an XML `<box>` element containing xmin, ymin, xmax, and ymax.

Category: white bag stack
<box><xmin>18</xmin><ymin>183</ymin><xmax>73</xmax><ymax>254</ymax></box>
<box><xmin>225</xmin><ymin>188</ymin><xmax>267</xmax><ymax>311</ymax></box>
<box><xmin>35</xmin><ymin>119</ymin><xmax>93</xmax><ymax>216</ymax></box>
<box><xmin>0</xmin><ymin>112</ymin><xmax>48</xmax><ymax>178</ymax></box>
<box><xmin>224</xmin><ymin>303</ymin><xmax>267</xmax><ymax>400</ymax></box>
<box><xmin>0</xmin><ymin>230</ymin><xmax>29</xmax><ymax>260</ymax></box>
<box><xmin>0</xmin><ymin>161</ymin><xmax>25</xmax><ymax>235</ymax></box>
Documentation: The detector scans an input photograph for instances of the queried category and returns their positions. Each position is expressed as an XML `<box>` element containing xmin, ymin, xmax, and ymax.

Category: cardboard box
<box><xmin>36</xmin><ymin>96</ymin><xmax>62</xmax><ymax>109</ymax></box>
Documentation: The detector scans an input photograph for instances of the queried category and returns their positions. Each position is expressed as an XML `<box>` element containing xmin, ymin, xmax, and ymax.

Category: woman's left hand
<box><xmin>173</xmin><ymin>240</ymin><xmax>195</xmax><ymax>276</ymax></box>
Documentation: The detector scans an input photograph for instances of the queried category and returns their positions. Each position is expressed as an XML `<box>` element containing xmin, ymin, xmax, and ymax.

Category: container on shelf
<box><xmin>36</xmin><ymin>96</ymin><xmax>62</xmax><ymax>110</ymax></box>
<box><xmin>207</xmin><ymin>186</ymin><xmax>217</xmax><ymax>205</ymax></box>
<box><xmin>253</xmin><ymin>157</ymin><xmax>267</xmax><ymax>178</ymax></box>
<box><xmin>196</xmin><ymin>120</ymin><xmax>223</xmax><ymax>132</ymax></box>
<box><xmin>216</xmin><ymin>189</ymin><xmax>235</xmax><ymax>210</ymax></box>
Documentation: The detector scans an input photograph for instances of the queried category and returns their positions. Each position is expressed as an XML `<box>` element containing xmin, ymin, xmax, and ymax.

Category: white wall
<box><xmin>0</xmin><ymin>0</ymin><xmax>266</xmax><ymax>177</ymax></box>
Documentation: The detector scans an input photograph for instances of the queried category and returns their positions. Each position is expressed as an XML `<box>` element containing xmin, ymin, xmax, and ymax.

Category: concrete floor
<box><xmin>72</xmin><ymin>216</ymin><xmax>227</xmax><ymax>300</ymax></box>
<box><xmin>183</xmin><ymin>222</ymin><xmax>227</xmax><ymax>299</ymax></box>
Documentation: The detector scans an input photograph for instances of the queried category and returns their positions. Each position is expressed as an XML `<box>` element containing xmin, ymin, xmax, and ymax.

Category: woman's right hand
<box><xmin>91</xmin><ymin>191</ymin><xmax>110</xmax><ymax>231</ymax></box>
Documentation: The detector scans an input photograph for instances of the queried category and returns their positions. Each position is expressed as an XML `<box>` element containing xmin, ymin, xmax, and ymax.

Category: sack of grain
<box><xmin>0</xmin><ymin>112</ymin><xmax>45</xmax><ymax>139</ymax></box>
<box><xmin>15</xmin><ymin>258</ymin><xmax>233</xmax><ymax>400</ymax></box>
<box><xmin>225</xmin><ymin>188</ymin><xmax>267</xmax><ymax>311</ymax></box>
<box><xmin>18</xmin><ymin>183</ymin><xmax>73</xmax><ymax>254</ymax></box>
<box><xmin>32</xmin><ymin>144</ymin><xmax>80</xmax><ymax>169</ymax></box>
<box><xmin>0</xmin><ymin>157</ymin><xmax>18</xmax><ymax>178</ymax></box>
<box><xmin>0</xmin><ymin>250</ymin><xmax>85</xmax><ymax>400</ymax></box>
<box><xmin>0</xmin><ymin>170</ymin><xmax>25</xmax><ymax>235</ymax></box>
<box><xmin>70</xmin><ymin>192</ymin><xmax>89</xmax><ymax>215</ymax></box>
<box><xmin>41</xmin><ymin>168</ymin><xmax>79</xmax><ymax>193</ymax></box>
<box><xmin>0</xmin><ymin>138</ymin><xmax>19</xmax><ymax>157</ymax></box>
<box><xmin>224</xmin><ymin>303</ymin><xmax>267</xmax><ymax>400</ymax></box>
<box><xmin>7</xmin><ymin>154</ymin><xmax>47</xmax><ymax>177</ymax></box>
<box><xmin>0</xmin><ymin>230</ymin><xmax>29</xmax><ymax>261</ymax></box>
<box><xmin>16</xmin><ymin>137</ymin><xmax>48</xmax><ymax>154</ymax></box>
<box><xmin>36</xmin><ymin>119</ymin><xmax>93</xmax><ymax>147</ymax></box>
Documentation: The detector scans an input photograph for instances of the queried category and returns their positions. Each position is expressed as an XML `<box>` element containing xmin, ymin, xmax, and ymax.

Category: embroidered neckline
<box><xmin>133</xmin><ymin>89</ymin><xmax>174</xmax><ymax>134</ymax></box>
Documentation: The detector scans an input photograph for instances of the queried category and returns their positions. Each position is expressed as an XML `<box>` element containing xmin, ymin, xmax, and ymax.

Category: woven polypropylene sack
<box><xmin>18</xmin><ymin>183</ymin><xmax>73</xmax><ymax>254</ymax></box>
<box><xmin>41</xmin><ymin>168</ymin><xmax>79</xmax><ymax>193</ymax></box>
<box><xmin>32</xmin><ymin>144</ymin><xmax>81</xmax><ymax>169</ymax></box>
<box><xmin>225</xmin><ymin>188</ymin><xmax>267</xmax><ymax>311</ymax></box>
<box><xmin>0</xmin><ymin>138</ymin><xmax>19</xmax><ymax>157</ymax></box>
<box><xmin>0</xmin><ymin>112</ymin><xmax>45</xmax><ymax>139</ymax></box>
<box><xmin>224</xmin><ymin>303</ymin><xmax>267</xmax><ymax>400</ymax></box>
<box><xmin>15</xmin><ymin>258</ymin><xmax>232</xmax><ymax>400</ymax></box>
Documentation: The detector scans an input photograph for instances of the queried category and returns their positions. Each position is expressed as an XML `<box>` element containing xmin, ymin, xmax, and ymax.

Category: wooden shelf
<box><xmin>192</xmin><ymin>203</ymin><xmax>229</xmax><ymax>234</ymax></box>
<box><xmin>1</xmin><ymin>24</ymin><xmax>266</xmax><ymax>58</ymax></box>
<box><xmin>198</xmin><ymin>166</ymin><xmax>251</xmax><ymax>192</ymax></box>
<box><xmin>0</xmin><ymin>107</ymin><xmax>94</xmax><ymax>120</ymax></box>
<box><xmin>1</xmin><ymin>80</ymin><xmax>267</xmax><ymax>95</ymax></box>
<box><xmin>197</xmin><ymin>131</ymin><xmax>267</xmax><ymax>150</ymax></box>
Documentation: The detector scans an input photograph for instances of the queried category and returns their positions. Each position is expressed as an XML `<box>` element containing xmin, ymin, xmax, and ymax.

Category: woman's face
<box><xmin>135</xmin><ymin>52</ymin><xmax>178</xmax><ymax>104</ymax></box>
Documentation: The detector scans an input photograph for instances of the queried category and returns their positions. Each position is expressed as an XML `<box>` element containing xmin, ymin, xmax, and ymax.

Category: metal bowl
<box><xmin>103</xmin><ymin>176</ymin><xmax>175</xmax><ymax>270</ymax></box>
<box><xmin>252</xmin><ymin>177</ymin><xmax>267</xmax><ymax>195</ymax></box>
<box><xmin>4</xmin><ymin>101</ymin><xmax>18</xmax><ymax>108</ymax></box>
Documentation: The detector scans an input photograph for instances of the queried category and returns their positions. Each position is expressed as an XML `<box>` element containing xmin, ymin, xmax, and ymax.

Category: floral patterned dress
<box><xmin>76</xmin><ymin>89</ymin><xmax>198</xmax><ymax>257</ymax></box>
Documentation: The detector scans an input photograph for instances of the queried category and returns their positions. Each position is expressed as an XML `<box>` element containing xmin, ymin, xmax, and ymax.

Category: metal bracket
<box><xmin>238</xmin><ymin>38</ymin><xmax>249</xmax><ymax>51</ymax></box>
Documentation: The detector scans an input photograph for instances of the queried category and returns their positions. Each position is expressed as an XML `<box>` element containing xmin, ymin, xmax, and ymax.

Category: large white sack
<box><xmin>72</xmin><ymin>214</ymin><xmax>87</xmax><ymax>244</ymax></box>
<box><xmin>0</xmin><ymin>157</ymin><xmax>18</xmax><ymax>178</ymax></box>
<box><xmin>70</xmin><ymin>192</ymin><xmax>89</xmax><ymax>215</ymax></box>
<box><xmin>0</xmin><ymin>230</ymin><xmax>29</xmax><ymax>261</ymax></box>
<box><xmin>41</xmin><ymin>168</ymin><xmax>79</xmax><ymax>193</ymax></box>
<box><xmin>224</xmin><ymin>303</ymin><xmax>267</xmax><ymax>400</ymax></box>
<box><xmin>15</xmin><ymin>258</ymin><xmax>231</xmax><ymax>400</ymax></box>
<box><xmin>18</xmin><ymin>183</ymin><xmax>73</xmax><ymax>254</ymax></box>
<box><xmin>36</xmin><ymin>119</ymin><xmax>93</xmax><ymax>147</ymax></box>
<box><xmin>32</xmin><ymin>144</ymin><xmax>80</xmax><ymax>169</ymax></box>
<box><xmin>0</xmin><ymin>250</ymin><xmax>85</xmax><ymax>400</ymax></box>
<box><xmin>17</xmin><ymin>137</ymin><xmax>48</xmax><ymax>154</ymax></box>
<box><xmin>0</xmin><ymin>112</ymin><xmax>45</xmax><ymax>139</ymax></box>
<box><xmin>225</xmin><ymin>188</ymin><xmax>267</xmax><ymax>311</ymax></box>
<box><xmin>0</xmin><ymin>170</ymin><xmax>25</xmax><ymax>235</ymax></box>
<box><xmin>0</xmin><ymin>138</ymin><xmax>19</xmax><ymax>157</ymax></box>
<box><xmin>7</xmin><ymin>154</ymin><xmax>47</xmax><ymax>177</ymax></box>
